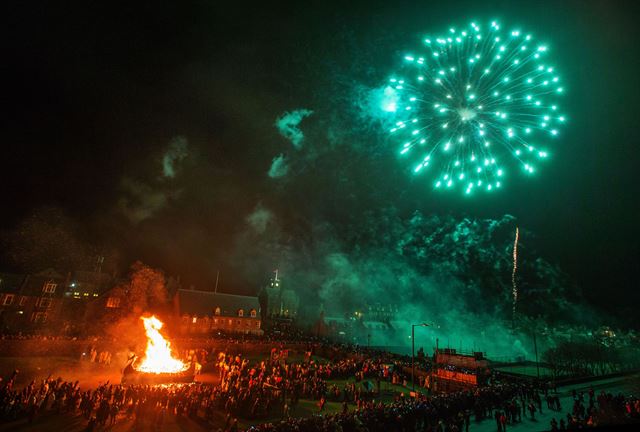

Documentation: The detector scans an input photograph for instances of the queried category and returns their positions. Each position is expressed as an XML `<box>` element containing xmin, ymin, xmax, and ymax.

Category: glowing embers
<box><xmin>134</xmin><ymin>315</ymin><xmax>188</xmax><ymax>374</ymax></box>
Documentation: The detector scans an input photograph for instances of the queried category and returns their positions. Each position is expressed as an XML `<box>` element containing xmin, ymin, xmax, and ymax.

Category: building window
<box><xmin>106</xmin><ymin>297</ymin><xmax>120</xmax><ymax>308</ymax></box>
<box><xmin>192</xmin><ymin>316</ymin><xmax>197</xmax><ymax>324</ymax></box>
<box><xmin>228</xmin><ymin>319</ymin><xmax>232</xmax><ymax>325</ymax></box>
<box><xmin>250</xmin><ymin>309</ymin><xmax>257</xmax><ymax>318</ymax></box>
<box><xmin>37</xmin><ymin>298</ymin><xmax>52</xmax><ymax>309</ymax></box>
<box><xmin>43</xmin><ymin>282</ymin><xmax>57</xmax><ymax>293</ymax></box>
<box><xmin>238</xmin><ymin>309</ymin><xmax>244</xmax><ymax>317</ymax></box>
<box><xmin>214</xmin><ymin>318</ymin><xmax>218</xmax><ymax>325</ymax></box>
<box><xmin>3</xmin><ymin>294</ymin><xmax>15</xmax><ymax>306</ymax></box>
<box><xmin>214</xmin><ymin>307</ymin><xmax>221</xmax><ymax>316</ymax></box>
<box><xmin>31</xmin><ymin>312</ymin><xmax>47</xmax><ymax>323</ymax></box>
<box><xmin>19</xmin><ymin>296</ymin><xmax>27</xmax><ymax>306</ymax></box>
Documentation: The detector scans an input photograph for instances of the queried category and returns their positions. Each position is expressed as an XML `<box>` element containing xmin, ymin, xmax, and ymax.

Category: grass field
<box><xmin>494</xmin><ymin>364</ymin><xmax>555</xmax><ymax>377</ymax></box>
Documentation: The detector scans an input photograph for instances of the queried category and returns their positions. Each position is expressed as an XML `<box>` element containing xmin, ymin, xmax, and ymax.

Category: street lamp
<box><xmin>411</xmin><ymin>322</ymin><xmax>431</xmax><ymax>392</ymax></box>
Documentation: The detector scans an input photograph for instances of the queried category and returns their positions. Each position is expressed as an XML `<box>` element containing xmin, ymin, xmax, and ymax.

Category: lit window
<box><xmin>38</xmin><ymin>298</ymin><xmax>52</xmax><ymax>309</ymax></box>
<box><xmin>106</xmin><ymin>297</ymin><xmax>120</xmax><ymax>308</ymax></box>
<box><xmin>31</xmin><ymin>312</ymin><xmax>47</xmax><ymax>323</ymax></box>
<box><xmin>192</xmin><ymin>317</ymin><xmax>197</xmax><ymax>324</ymax></box>
<box><xmin>43</xmin><ymin>282</ymin><xmax>57</xmax><ymax>293</ymax></box>
<box><xmin>238</xmin><ymin>309</ymin><xmax>244</xmax><ymax>317</ymax></box>
<box><xmin>250</xmin><ymin>309</ymin><xmax>257</xmax><ymax>318</ymax></box>
<box><xmin>214</xmin><ymin>307</ymin><xmax>221</xmax><ymax>316</ymax></box>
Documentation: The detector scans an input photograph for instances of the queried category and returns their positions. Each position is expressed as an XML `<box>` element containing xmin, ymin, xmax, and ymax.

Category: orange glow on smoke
<box><xmin>134</xmin><ymin>315</ymin><xmax>188</xmax><ymax>374</ymax></box>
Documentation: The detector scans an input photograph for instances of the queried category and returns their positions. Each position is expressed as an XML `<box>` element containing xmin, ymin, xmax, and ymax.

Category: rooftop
<box><xmin>176</xmin><ymin>289</ymin><xmax>260</xmax><ymax>317</ymax></box>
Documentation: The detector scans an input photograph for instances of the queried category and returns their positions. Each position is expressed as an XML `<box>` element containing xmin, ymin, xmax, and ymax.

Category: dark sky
<box><xmin>2</xmin><ymin>1</ymin><xmax>640</xmax><ymax>314</ymax></box>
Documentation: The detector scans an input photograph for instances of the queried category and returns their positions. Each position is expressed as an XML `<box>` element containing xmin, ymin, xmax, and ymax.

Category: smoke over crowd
<box><xmin>233</xmin><ymin>204</ymin><xmax>598</xmax><ymax>357</ymax></box>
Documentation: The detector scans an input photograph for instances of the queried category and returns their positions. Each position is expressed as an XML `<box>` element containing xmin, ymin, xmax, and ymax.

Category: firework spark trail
<box><xmin>386</xmin><ymin>20</ymin><xmax>566</xmax><ymax>194</ymax></box>
<box><xmin>512</xmin><ymin>226</ymin><xmax>519</xmax><ymax>325</ymax></box>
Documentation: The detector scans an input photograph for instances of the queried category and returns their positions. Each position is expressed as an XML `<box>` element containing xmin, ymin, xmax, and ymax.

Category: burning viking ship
<box><xmin>122</xmin><ymin>316</ymin><xmax>199</xmax><ymax>385</ymax></box>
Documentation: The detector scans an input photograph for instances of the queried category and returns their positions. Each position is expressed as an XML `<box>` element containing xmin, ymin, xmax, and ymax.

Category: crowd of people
<box><xmin>0</xmin><ymin>371</ymin><xmax>219</xmax><ymax>430</ymax></box>
<box><xmin>547</xmin><ymin>388</ymin><xmax>640</xmax><ymax>430</ymax></box>
<box><xmin>0</xmin><ymin>333</ymin><xmax>88</xmax><ymax>341</ymax></box>
<box><xmin>0</xmin><ymin>367</ymin><xmax>527</xmax><ymax>431</ymax></box>
<box><xmin>80</xmin><ymin>345</ymin><xmax>113</xmax><ymax>365</ymax></box>
<box><xmin>210</xmin><ymin>347</ymin><xmax>422</xmax><ymax>419</ymax></box>
<box><xmin>1</xmin><ymin>339</ymin><xmax>639</xmax><ymax>431</ymax></box>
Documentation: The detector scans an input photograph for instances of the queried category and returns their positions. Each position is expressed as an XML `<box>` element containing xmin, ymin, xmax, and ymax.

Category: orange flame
<box><xmin>135</xmin><ymin>315</ymin><xmax>188</xmax><ymax>374</ymax></box>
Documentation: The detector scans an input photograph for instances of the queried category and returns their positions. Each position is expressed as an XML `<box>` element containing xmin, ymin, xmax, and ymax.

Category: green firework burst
<box><xmin>387</xmin><ymin>20</ymin><xmax>566</xmax><ymax>194</ymax></box>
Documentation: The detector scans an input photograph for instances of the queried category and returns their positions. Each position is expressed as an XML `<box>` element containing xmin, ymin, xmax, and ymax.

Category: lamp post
<box><xmin>411</xmin><ymin>322</ymin><xmax>431</xmax><ymax>392</ymax></box>
<box><xmin>533</xmin><ymin>330</ymin><xmax>540</xmax><ymax>379</ymax></box>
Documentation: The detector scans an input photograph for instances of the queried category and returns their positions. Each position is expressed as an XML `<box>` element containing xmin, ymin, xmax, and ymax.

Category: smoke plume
<box><xmin>275</xmin><ymin>109</ymin><xmax>313</xmax><ymax>149</ymax></box>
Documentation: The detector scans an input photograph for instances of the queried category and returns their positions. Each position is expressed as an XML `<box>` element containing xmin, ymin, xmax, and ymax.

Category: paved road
<box><xmin>473</xmin><ymin>373</ymin><xmax>640</xmax><ymax>432</ymax></box>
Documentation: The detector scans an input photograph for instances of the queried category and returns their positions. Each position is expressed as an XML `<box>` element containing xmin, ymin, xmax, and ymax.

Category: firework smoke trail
<box><xmin>512</xmin><ymin>226</ymin><xmax>519</xmax><ymax>326</ymax></box>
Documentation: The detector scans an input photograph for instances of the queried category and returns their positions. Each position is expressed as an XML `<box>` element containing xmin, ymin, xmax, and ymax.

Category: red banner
<box><xmin>435</xmin><ymin>369</ymin><xmax>477</xmax><ymax>385</ymax></box>
<box><xmin>435</xmin><ymin>353</ymin><xmax>488</xmax><ymax>370</ymax></box>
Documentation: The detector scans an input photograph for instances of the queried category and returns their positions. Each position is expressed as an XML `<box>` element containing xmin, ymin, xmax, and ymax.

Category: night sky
<box><xmin>3</xmin><ymin>1</ymin><xmax>639</xmax><ymax>321</ymax></box>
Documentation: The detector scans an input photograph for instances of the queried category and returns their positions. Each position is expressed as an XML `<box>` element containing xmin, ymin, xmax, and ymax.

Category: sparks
<box><xmin>387</xmin><ymin>20</ymin><xmax>566</xmax><ymax>193</ymax></box>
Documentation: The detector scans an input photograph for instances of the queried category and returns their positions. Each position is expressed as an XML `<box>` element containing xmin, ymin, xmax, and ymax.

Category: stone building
<box><xmin>0</xmin><ymin>272</ymin><xmax>27</xmax><ymax>331</ymax></box>
<box><xmin>258</xmin><ymin>273</ymin><xmax>299</xmax><ymax>319</ymax></box>
<box><xmin>63</xmin><ymin>270</ymin><xmax>112</xmax><ymax>300</ymax></box>
<box><xmin>174</xmin><ymin>288</ymin><xmax>262</xmax><ymax>336</ymax></box>
<box><xmin>0</xmin><ymin>269</ymin><xmax>67</xmax><ymax>330</ymax></box>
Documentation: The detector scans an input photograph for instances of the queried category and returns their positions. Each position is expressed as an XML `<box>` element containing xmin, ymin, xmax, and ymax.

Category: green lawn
<box><xmin>325</xmin><ymin>377</ymin><xmax>411</xmax><ymax>401</ymax></box>
<box><xmin>495</xmin><ymin>364</ymin><xmax>555</xmax><ymax>377</ymax></box>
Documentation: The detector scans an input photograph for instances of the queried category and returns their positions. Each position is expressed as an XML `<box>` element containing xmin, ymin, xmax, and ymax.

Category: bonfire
<box><xmin>135</xmin><ymin>316</ymin><xmax>189</xmax><ymax>374</ymax></box>
<box><xmin>122</xmin><ymin>315</ymin><xmax>194</xmax><ymax>384</ymax></box>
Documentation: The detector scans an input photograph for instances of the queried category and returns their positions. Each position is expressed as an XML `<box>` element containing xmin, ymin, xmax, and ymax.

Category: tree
<box><xmin>126</xmin><ymin>261</ymin><xmax>168</xmax><ymax>314</ymax></box>
<box><xmin>1</xmin><ymin>206</ymin><xmax>87</xmax><ymax>272</ymax></box>
<box><xmin>83</xmin><ymin>261</ymin><xmax>169</xmax><ymax>338</ymax></box>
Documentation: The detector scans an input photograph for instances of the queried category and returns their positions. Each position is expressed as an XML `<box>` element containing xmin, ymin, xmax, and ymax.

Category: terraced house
<box><xmin>0</xmin><ymin>269</ymin><xmax>67</xmax><ymax>331</ymax></box>
<box><xmin>174</xmin><ymin>288</ymin><xmax>262</xmax><ymax>336</ymax></box>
